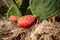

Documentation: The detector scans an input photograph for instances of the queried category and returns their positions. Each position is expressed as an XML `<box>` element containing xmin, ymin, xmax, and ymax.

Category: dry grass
<box><xmin>0</xmin><ymin>16</ymin><xmax>60</xmax><ymax>40</ymax></box>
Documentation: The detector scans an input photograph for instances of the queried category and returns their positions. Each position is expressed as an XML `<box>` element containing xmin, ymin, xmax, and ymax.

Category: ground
<box><xmin>0</xmin><ymin>16</ymin><xmax>60</xmax><ymax>40</ymax></box>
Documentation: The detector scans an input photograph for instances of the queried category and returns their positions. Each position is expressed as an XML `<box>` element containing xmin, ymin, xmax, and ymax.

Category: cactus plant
<box><xmin>29</xmin><ymin>0</ymin><xmax>60</xmax><ymax>19</ymax></box>
<box><xmin>6</xmin><ymin>0</ymin><xmax>22</xmax><ymax>18</ymax></box>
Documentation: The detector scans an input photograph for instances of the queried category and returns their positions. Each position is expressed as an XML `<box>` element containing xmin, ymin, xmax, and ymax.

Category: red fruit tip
<box><xmin>17</xmin><ymin>15</ymin><xmax>36</xmax><ymax>28</ymax></box>
<box><xmin>9</xmin><ymin>15</ymin><xmax>18</xmax><ymax>22</ymax></box>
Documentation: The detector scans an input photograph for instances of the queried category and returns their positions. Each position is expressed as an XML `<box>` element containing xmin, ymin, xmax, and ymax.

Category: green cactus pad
<box><xmin>30</xmin><ymin>0</ymin><xmax>60</xmax><ymax>19</ymax></box>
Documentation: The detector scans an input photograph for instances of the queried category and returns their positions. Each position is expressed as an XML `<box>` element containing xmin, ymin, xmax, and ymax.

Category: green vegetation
<box><xmin>0</xmin><ymin>0</ymin><xmax>60</xmax><ymax>19</ymax></box>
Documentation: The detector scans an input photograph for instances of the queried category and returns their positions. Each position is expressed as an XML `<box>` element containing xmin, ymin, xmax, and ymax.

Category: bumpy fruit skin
<box><xmin>9</xmin><ymin>15</ymin><xmax>18</xmax><ymax>22</ymax></box>
<box><xmin>17</xmin><ymin>15</ymin><xmax>35</xmax><ymax>28</ymax></box>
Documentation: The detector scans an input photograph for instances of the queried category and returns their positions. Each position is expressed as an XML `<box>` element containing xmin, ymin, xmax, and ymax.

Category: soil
<box><xmin>0</xmin><ymin>16</ymin><xmax>60</xmax><ymax>40</ymax></box>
